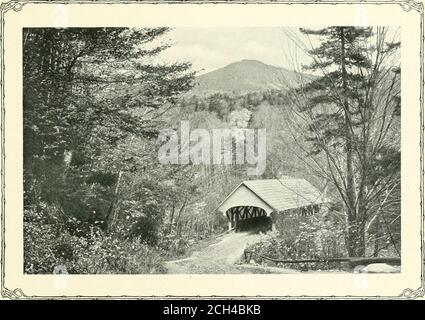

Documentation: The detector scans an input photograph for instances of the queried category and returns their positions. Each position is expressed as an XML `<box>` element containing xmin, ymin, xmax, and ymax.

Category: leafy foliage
<box><xmin>23</xmin><ymin>28</ymin><xmax>196</xmax><ymax>273</ymax></box>
<box><xmin>24</xmin><ymin>204</ymin><xmax>165</xmax><ymax>274</ymax></box>
<box><xmin>247</xmin><ymin>210</ymin><xmax>347</xmax><ymax>271</ymax></box>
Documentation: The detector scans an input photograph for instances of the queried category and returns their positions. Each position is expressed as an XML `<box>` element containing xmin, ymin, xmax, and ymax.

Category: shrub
<box><xmin>24</xmin><ymin>207</ymin><xmax>60</xmax><ymax>274</ymax></box>
<box><xmin>24</xmin><ymin>204</ymin><xmax>166</xmax><ymax>274</ymax></box>
<box><xmin>246</xmin><ymin>210</ymin><xmax>347</xmax><ymax>271</ymax></box>
<box><xmin>68</xmin><ymin>231</ymin><xmax>166</xmax><ymax>274</ymax></box>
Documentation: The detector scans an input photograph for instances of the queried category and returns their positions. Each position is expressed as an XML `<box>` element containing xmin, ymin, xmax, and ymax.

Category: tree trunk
<box><xmin>341</xmin><ymin>28</ymin><xmax>355</xmax><ymax>213</ymax></box>
<box><xmin>340</xmin><ymin>28</ymin><xmax>365</xmax><ymax>257</ymax></box>
<box><xmin>175</xmin><ymin>201</ymin><xmax>187</xmax><ymax>235</ymax></box>
<box><xmin>169</xmin><ymin>204</ymin><xmax>175</xmax><ymax>232</ymax></box>
<box><xmin>107</xmin><ymin>170</ymin><xmax>123</xmax><ymax>230</ymax></box>
<box><xmin>346</xmin><ymin>218</ymin><xmax>366</xmax><ymax>257</ymax></box>
<box><xmin>373</xmin><ymin>215</ymin><xmax>381</xmax><ymax>257</ymax></box>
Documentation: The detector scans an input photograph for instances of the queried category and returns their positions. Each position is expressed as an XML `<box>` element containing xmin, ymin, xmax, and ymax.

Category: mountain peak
<box><xmin>191</xmin><ymin>59</ymin><xmax>311</xmax><ymax>94</ymax></box>
<box><xmin>227</xmin><ymin>59</ymin><xmax>273</xmax><ymax>69</ymax></box>
<box><xmin>239</xmin><ymin>59</ymin><xmax>265</xmax><ymax>64</ymax></box>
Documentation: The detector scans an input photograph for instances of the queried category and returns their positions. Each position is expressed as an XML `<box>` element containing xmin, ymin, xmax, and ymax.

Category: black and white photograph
<box><xmin>22</xmin><ymin>25</ymin><xmax>402</xmax><ymax>276</ymax></box>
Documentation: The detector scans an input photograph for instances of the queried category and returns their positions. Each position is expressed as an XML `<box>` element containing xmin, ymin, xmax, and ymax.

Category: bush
<box><xmin>157</xmin><ymin>226</ymin><xmax>191</xmax><ymax>259</ymax></box>
<box><xmin>24</xmin><ymin>205</ymin><xmax>166</xmax><ymax>274</ymax></box>
<box><xmin>68</xmin><ymin>231</ymin><xmax>166</xmax><ymax>274</ymax></box>
<box><xmin>246</xmin><ymin>211</ymin><xmax>347</xmax><ymax>271</ymax></box>
<box><xmin>24</xmin><ymin>207</ymin><xmax>60</xmax><ymax>274</ymax></box>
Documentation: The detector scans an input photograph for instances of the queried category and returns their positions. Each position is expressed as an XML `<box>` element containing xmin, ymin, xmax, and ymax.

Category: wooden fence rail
<box><xmin>244</xmin><ymin>250</ymin><xmax>401</xmax><ymax>268</ymax></box>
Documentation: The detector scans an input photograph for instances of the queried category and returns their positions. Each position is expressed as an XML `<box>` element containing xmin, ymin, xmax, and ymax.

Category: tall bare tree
<box><xmin>282</xmin><ymin>27</ymin><xmax>400</xmax><ymax>256</ymax></box>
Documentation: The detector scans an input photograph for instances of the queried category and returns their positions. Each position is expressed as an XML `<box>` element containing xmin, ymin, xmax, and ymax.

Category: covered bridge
<box><xmin>217</xmin><ymin>178</ymin><xmax>329</xmax><ymax>232</ymax></box>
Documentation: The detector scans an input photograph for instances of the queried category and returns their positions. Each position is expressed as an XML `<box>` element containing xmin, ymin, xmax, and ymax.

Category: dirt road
<box><xmin>165</xmin><ymin>231</ymin><xmax>298</xmax><ymax>274</ymax></box>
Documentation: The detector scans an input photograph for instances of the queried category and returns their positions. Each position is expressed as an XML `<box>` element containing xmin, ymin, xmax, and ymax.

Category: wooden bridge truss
<box><xmin>225</xmin><ymin>206</ymin><xmax>269</xmax><ymax>230</ymax></box>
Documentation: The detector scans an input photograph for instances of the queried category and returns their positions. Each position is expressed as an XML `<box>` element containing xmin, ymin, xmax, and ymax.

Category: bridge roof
<box><xmin>243</xmin><ymin>178</ymin><xmax>328</xmax><ymax>212</ymax></box>
<box><xmin>218</xmin><ymin>178</ymin><xmax>329</xmax><ymax>214</ymax></box>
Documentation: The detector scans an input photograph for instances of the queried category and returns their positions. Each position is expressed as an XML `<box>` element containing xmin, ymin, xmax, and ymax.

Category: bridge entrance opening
<box><xmin>226</xmin><ymin>206</ymin><xmax>272</xmax><ymax>233</ymax></box>
<box><xmin>236</xmin><ymin>215</ymin><xmax>273</xmax><ymax>233</ymax></box>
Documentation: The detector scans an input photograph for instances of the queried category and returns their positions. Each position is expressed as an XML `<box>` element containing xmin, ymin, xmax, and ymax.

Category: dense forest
<box><xmin>23</xmin><ymin>27</ymin><xmax>400</xmax><ymax>274</ymax></box>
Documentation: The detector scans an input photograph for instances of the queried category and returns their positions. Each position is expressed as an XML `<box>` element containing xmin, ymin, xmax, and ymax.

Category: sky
<box><xmin>156</xmin><ymin>27</ymin><xmax>312</xmax><ymax>75</ymax></box>
<box><xmin>152</xmin><ymin>27</ymin><xmax>400</xmax><ymax>76</ymax></box>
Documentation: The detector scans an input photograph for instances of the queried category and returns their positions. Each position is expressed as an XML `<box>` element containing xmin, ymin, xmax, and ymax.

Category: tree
<box><xmin>283</xmin><ymin>27</ymin><xmax>400</xmax><ymax>256</ymax></box>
